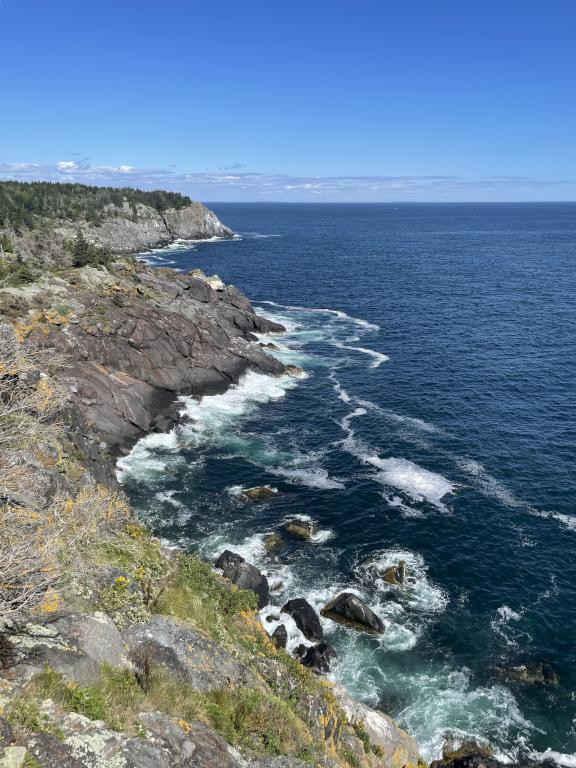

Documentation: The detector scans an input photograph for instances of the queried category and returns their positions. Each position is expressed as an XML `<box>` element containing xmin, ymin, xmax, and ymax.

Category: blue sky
<box><xmin>1</xmin><ymin>0</ymin><xmax>575</xmax><ymax>201</ymax></box>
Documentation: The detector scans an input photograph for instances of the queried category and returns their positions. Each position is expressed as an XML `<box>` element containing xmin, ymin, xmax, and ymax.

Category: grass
<box><xmin>26</xmin><ymin>664</ymin><xmax>317</xmax><ymax>761</ymax></box>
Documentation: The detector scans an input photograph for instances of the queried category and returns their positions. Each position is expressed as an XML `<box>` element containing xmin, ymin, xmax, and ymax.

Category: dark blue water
<box><xmin>120</xmin><ymin>203</ymin><xmax>576</xmax><ymax>762</ymax></box>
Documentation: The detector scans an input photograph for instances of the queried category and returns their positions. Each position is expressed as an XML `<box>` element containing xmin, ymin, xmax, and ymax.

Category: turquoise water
<box><xmin>120</xmin><ymin>203</ymin><xmax>576</xmax><ymax>762</ymax></box>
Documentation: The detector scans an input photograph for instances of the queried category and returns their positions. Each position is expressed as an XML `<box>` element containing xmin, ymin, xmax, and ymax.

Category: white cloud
<box><xmin>0</xmin><ymin>160</ymin><xmax>573</xmax><ymax>202</ymax></box>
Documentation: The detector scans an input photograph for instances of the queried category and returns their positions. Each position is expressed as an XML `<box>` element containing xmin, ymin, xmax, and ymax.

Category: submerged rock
<box><xmin>241</xmin><ymin>485</ymin><xmax>279</xmax><ymax>501</ymax></box>
<box><xmin>295</xmin><ymin>641</ymin><xmax>337</xmax><ymax>674</ymax></box>
<box><xmin>281</xmin><ymin>598</ymin><xmax>323</xmax><ymax>642</ymax></box>
<box><xmin>499</xmin><ymin>661</ymin><xmax>559</xmax><ymax>687</ymax></box>
<box><xmin>214</xmin><ymin>550</ymin><xmax>245</xmax><ymax>571</ymax></box>
<box><xmin>264</xmin><ymin>532</ymin><xmax>284</xmax><ymax>555</ymax></box>
<box><xmin>271</xmin><ymin>624</ymin><xmax>288</xmax><ymax>650</ymax></box>
<box><xmin>321</xmin><ymin>592</ymin><xmax>385</xmax><ymax>635</ymax></box>
<box><xmin>284</xmin><ymin>518</ymin><xmax>317</xmax><ymax>541</ymax></box>
<box><xmin>284</xmin><ymin>365</ymin><xmax>305</xmax><ymax>377</ymax></box>
<box><xmin>222</xmin><ymin>561</ymin><xmax>270</xmax><ymax>608</ymax></box>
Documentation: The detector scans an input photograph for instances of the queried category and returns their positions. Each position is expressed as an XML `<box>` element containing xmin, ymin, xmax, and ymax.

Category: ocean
<box><xmin>118</xmin><ymin>202</ymin><xmax>576</xmax><ymax>763</ymax></box>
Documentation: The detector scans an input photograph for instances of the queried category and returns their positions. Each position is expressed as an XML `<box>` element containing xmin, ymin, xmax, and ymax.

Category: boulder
<box><xmin>380</xmin><ymin>560</ymin><xmax>408</xmax><ymax>587</ymax></box>
<box><xmin>284</xmin><ymin>518</ymin><xmax>317</xmax><ymax>541</ymax></box>
<box><xmin>271</xmin><ymin>624</ymin><xmax>288</xmax><ymax>650</ymax></box>
<box><xmin>214</xmin><ymin>550</ymin><xmax>245</xmax><ymax>571</ymax></box>
<box><xmin>264</xmin><ymin>532</ymin><xmax>284</xmax><ymax>556</ymax></box>
<box><xmin>295</xmin><ymin>642</ymin><xmax>337</xmax><ymax>674</ymax></box>
<box><xmin>281</xmin><ymin>598</ymin><xmax>323</xmax><ymax>642</ymax></box>
<box><xmin>222</xmin><ymin>561</ymin><xmax>270</xmax><ymax>608</ymax></box>
<box><xmin>123</xmin><ymin>615</ymin><xmax>262</xmax><ymax>692</ymax></box>
<box><xmin>1</xmin><ymin>612</ymin><xmax>127</xmax><ymax>685</ymax></box>
<box><xmin>242</xmin><ymin>486</ymin><xmax>279</xmax><ymax>501</ymax></box>
<box><xmin>321</xmin><ymin>592</ymin><xmax>385</xmax><ymax>635</ymax></box>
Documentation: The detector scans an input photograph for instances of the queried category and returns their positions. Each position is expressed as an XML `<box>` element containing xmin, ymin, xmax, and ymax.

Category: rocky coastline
<box><xmin>0</xmin><ymin>189</ymin><xmax>553</xmax><ymax>768</ymax></box>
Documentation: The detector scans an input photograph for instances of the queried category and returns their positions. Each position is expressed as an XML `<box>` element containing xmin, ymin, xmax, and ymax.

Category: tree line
<box><xmin>0</xmin><ymin>181</ymin><xmax>193</xmax><ymax>231</ymax></box>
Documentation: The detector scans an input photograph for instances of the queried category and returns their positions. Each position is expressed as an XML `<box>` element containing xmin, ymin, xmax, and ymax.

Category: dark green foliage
<box><xmin>0</xmin><ymin>181</ymin><xmax>192</xmax><ymax>231</ymax></box>
<box><xmin>71</xmin><ymin>230</ymin><xmax>112</xmax><ymax>267</ymax></box>
<box><xmin>0</xmin><ymin>234</ymin><xmax>13</xmax><ymax>252</ymax></box>
<box><xmin>0</xmin><ymin>256</ymin><xmax>35</xmax><ymax>286</ymax></box>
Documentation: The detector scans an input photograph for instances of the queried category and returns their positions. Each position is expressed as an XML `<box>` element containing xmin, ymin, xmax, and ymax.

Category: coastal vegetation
<box><xmin>0</xmin><ymin>181</ymin><xmax>192</xmax><ymax>231</ymax></box>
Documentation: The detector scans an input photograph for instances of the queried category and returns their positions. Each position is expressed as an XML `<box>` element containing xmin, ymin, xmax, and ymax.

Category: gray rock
<box><xmin>1</xmin><ymin>612</ymin><xmax>126</xmax><ymax>685</ymax></box>
<box><xmin>26</xmin><ymin>261</ymin><xmax>287</xmax><ymax>481</ymax></box>
<box><xmin>122</xmin><ymin>615</ymin><xmax>263</xmax><ymax>692</ymax></box>
<box><xmin>222</xmin><ymin>562</ymin><xmax>270</xmax><ymax>609</ymax></box>
<box><xmin>321</xmin><ymin>593</ymin><xmax>385</xmax><ymax>635</ymax></box>
<box><xmin>214</xmin><ymin>550</ymin><xmax>245</xmax><ymax>571</ymax></box>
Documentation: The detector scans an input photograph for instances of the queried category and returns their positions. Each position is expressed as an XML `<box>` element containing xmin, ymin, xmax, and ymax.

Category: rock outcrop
<box><xmin>6</xmin><ymin>260</ymin><xmax>285</xmax><ymax>482</ymax></box>
<box><xmin>57</xmin><ymin>200</ymin><xmax>234</xmax><ymax>254</ymax></box>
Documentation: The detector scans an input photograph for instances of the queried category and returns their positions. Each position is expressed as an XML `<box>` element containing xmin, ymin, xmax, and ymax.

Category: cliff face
<box><xmin>57</xmin><ymin>200</ymin><xmax>234</xmax><ymax>253</ymax></box>
<box><xmin>4</xmin><ymin>260</ymin><xmax>283</xmax><ymax>482</ymax></box>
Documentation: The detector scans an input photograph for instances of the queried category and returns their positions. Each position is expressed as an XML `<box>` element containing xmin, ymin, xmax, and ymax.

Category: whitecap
<box><xmin>268</xmin><ymin>466</ymin><xmax>344</xmax><ymax>490</ymax></box>
<box><xmin>390</xmin><ymin>667</ymin><xmax>535</xmax><ymax>762</ymax></box>
<box><xmin>531</xmin><ymin>750</ymin><xmax>576</xmax><ymax>767</ymax></box>
<box><xmin>330</xmin><ymin>340</ymin><xmax>389</xmax><ymax>368</ymax></box>
<box><xmin>179</xmin><ymin>370</ymin><xmax>299</xmax><ymax>449</ymax></box>
<box><xmin>356</xmin><ymin>548</ymin><xmax>448</xmax><ymax>614</ymax></box>
<box><xmin>363</xmin><ymin>456</ymin><xmax>456</xmax><ymax>511</ymax></box>
<box><xmin>256</xmin><ymin>300</ymin><xmax>380</xmax><ymax>332</ymax></box>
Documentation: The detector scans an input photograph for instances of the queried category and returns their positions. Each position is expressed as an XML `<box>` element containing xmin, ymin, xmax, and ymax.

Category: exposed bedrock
<box><xmin>20</xmin><ymin>262</ymin><xmax>285</xmax><ymax>482</ymax></box>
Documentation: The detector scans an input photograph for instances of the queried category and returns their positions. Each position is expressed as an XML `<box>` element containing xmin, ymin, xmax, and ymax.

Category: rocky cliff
<box><xmin>57</xmin><ymin>200</ymin><xmax>234</xmax><ymax>253</ymax></box>
<box><xmin>0</xmin><ymin>253</ymin><xmax>424</xmax><ymax>768</ymax></box>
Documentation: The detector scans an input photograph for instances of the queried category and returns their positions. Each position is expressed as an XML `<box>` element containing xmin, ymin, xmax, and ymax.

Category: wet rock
<box><xmin>499</xmin><ymin>661</ymin><xmax>559</xmax><ymax>687</ymax></box>
<box><xmin>281</xmin><ymin>598</ymin><xmax>323</xmax><ymax>642</ymax></box>
<box><xmin>441</xmin><ymin>740</ymin><xmax>494</xmax><ymax>761</ymax></box>
<box><xmin>321</xmin><ymin>592</ymin><xmax>385</xmax><ymax>635</ymax></box>
<box><xmin>284</xmin><ymin>518</ymin><xmax>317</xmax><ymax>541</ymax></box>
<box><xmin>284</xmin><ymin>365</ymin><xmax>305</xmax><ymax>377</ymax></box>
<box><xmin>295</xmin><ymin>641</ymin><xmax>337</xmax><ymax>674</ymax></box>
<box><xmin>123</xmin><ymin>615</ymin><xmax>263</xmax><ymax>692</ymax></box>
<box><xmin>222</xmin><ymin>562</ymin><xmax>270</xmax><ymax>608</ymax></box>
<box><xmin>261</xmin><ymin>342</ymin><xmax>280</xmax><ymax>350</ymax></box>
<box><xmin>380</xmin><ymin>560</ymin><xmax>408</xmax><ymax>587</ymax></box>
<box><xmin>264</xmin><ymin>532</ymin><xmax>284</xmax><ymax>556</ymax></box>
<box><xmin>242</xmin><ymin>486</ymin><xmax>279</xmax><ymax>501</ymax></box>
<box><xmin>214</xmin><ymin>550</ymin><xmax>245</xmax><ymax>571</ymax></box>
<box><xmin>271</xmin><ymin>624</ymin><xmax>288</xmax><ymax>649</ymax></box>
